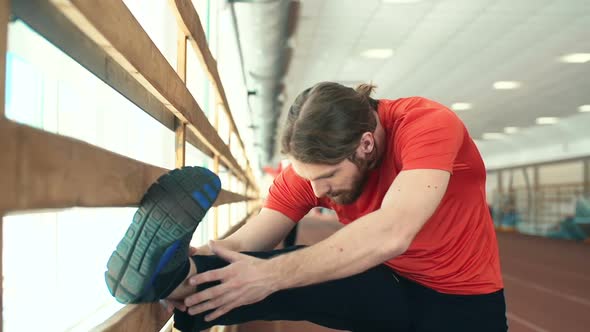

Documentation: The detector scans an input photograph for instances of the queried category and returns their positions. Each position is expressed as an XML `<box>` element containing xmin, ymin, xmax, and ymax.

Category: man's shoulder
<box><xmin>379</xmin><ymin>96</ymin><xmax>447</xmax><ymax>111</ymax></box>
<box><xmin>275</xmin><ymin>164</ymin><xmax>311</xmax><ymax>188</ymax></box>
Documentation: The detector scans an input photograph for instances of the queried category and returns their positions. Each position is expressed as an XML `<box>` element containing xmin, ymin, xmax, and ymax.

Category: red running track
<box><xmin>498</xmin><ymin>232</ymin><xmax>590</xmax><ymax>332</ymax></box>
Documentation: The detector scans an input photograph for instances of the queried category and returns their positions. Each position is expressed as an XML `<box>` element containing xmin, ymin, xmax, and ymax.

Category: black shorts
<box><xmin>174</xmin><ymin>246</ymin><xmax>507</xmax><ymax>332</ymax></box>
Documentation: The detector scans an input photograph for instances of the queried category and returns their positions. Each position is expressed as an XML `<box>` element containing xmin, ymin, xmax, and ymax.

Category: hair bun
<box><xmin>355</xmin><ymin>83</ymin><xmax>377</xmax><ymax>99</ymax></box>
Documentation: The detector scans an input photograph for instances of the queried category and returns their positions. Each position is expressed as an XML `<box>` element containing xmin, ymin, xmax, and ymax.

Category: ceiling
<box><xmin>275</xmin><ymin>0</ymin><xmax>590</xmax><ymax>166</ymax></box>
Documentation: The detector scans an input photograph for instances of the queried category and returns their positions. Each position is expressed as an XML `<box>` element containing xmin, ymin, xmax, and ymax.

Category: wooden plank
<box><xmin>0</xmin><ymin>119</ymin><xmax>253</xmax><ymax>212</ymax></box>
<box><xmin>168</xmin><ymin>0</ymin><xmax>241</xmax><ymax>147</ymax></box>
<box><xmin>90</xmin><ymin>303</ymin><xmax>171</xmax><ymax>332</ymax></box>
<box><xmin>214</xmin><ymin>190</ymin><xmax>253</xmax><ymax>207</ymax></box>
<box><xmin>175</xmin><ymin>119</ymin><xmax>186</xmax><ymax>168</ymax></box>
<box><xmin>49</xmin><ymin>0</ymin><xmax>248</xmax><ymax>184</ymax></box>
<box><xmin>168</xmin><ymin>0</ymin><xmax>257</xmax><ymax>188</ymax></box>
<box><xmin>212</xmin><ymin>96</ymin><xmax>221</xmax><ymax>239</ymax></box>
<box><xmin>0</xmin><ymin>120</ymin><xmax>168</xmax><ymax>212</ymax></box>
<box><xmin>175</xmin><ymin>30</ymin><xmax>187</xmax><ymax>169</ymax></box>
<box><xmin>177</xmin><ymin>30</ymin><xmax>187</xmax><ymax>83</ymax></box>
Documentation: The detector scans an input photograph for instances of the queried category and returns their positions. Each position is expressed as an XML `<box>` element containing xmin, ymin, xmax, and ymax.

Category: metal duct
<box><xmin>230</xmin><ymin>0</ymin><xmax>299</xmax><ymax>167</ymax></box>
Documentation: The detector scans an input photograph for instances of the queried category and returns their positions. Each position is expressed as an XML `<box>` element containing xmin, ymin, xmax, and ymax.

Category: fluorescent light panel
<box><xmin>579</xmin><ymin>105</ymin><xmax>590</xmax><ymax>112</ymax></box>
<box><xmin>536</xmin><ymin>117</ymin><xmax>559</xmax><ymax>125</ymax></box>
<box><xmin>383</xmin><ymin>0</ymin><xmax>423</xmax><ymax>3</ymax></box>
<box><xmin>504</xmin><ymin>126</ymin><xmax>519</xmax><ymax>134</ymax></box>
<box><xmin>361</xmin><ymin>48</ymin><xmax>393</xmax><ymax>59</ymax></box>
<box><xmin>559</xmin><ymin>53</ymin><xmax>590</xmax><ymax>64</ymax></box>
<box><xmin>493</xmin><ymin>81</ymin><xmax>521</xmax><ymax>90</ymax></box>
<box><xmin>451</xmin><ymin>102</ymin><xmax>471</xmax><ymax>111</ymax></box>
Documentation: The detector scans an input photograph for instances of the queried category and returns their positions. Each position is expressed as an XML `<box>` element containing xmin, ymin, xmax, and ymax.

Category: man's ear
<box><xmin>356</xmin><ymin>132</ymin><xmax>375</xmax><ymax>156</ymax></box>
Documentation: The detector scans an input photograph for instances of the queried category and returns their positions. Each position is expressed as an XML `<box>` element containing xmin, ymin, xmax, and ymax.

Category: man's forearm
<box><xmin>268</xmin><ymin>207</ymin><xmax>408</xmax><ymax>290</ymax></box>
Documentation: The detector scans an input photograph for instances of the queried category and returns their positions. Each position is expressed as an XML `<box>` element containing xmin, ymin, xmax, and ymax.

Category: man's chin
<box><xmin>331</xmin><ymin>194</ymin><xmax>357</xmax><ymax>205</ymax></box>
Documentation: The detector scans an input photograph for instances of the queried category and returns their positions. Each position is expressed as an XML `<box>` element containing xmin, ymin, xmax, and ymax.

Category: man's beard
<box><xmin>329</xmin><ymin>171</ymin><xmax>368</xmax><ymax>204</ymax></box>
<box><xmin>329</xmin><ymin>145</ymin><xmax>380</xmax><ymax>205</ymax></box>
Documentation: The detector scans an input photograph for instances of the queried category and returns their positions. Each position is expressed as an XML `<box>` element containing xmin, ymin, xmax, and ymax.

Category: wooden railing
<box><xmin>1</xmin><ymin>0</ymin><xmax>261</xmax><ymax>331</ymax></box>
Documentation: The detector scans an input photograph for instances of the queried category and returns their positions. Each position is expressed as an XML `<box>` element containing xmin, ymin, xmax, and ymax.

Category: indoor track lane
<box><xmin>498</xmin><ymin>232</ymin><xmax>590</xmax><ymax>332</ymax></box>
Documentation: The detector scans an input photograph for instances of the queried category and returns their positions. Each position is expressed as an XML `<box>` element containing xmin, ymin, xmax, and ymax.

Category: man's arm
<box><xmin>193</xmin><ymin>208</ymin><xmax>297</xmax><ymax>254</ymax></box>
<box><xmin>186</xmin><ymin>168</ymin><xmax>450</xmax><ymax>320</ymax></box>
<box><xmin>270</xmin><ymin>168</ymin><xmax>450</xmax><ymax>288</ymax></box>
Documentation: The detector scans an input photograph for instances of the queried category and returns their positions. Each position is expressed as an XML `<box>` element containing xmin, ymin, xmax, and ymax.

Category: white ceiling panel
<box><xmin>280</xmin><ymin>0</ymin><xmax>590</xmax><ymax>164</ymax></box>
<box><xmin>320</xmin><ymin>0</ymin><xmax>381</xmax><ymax>17</ymax></box>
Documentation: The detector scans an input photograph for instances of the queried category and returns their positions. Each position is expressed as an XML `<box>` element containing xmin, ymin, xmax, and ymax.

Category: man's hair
<box><xmin>281</xmin><ymin>82</ymin><xmax>379</xmax><ymax>164</ymax></box>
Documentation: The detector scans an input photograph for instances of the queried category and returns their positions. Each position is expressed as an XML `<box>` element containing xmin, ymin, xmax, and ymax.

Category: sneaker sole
<box><xmin>105</xmin><ymin>166</ymin><xmax>221</xmax><ymax>303</ymax></box>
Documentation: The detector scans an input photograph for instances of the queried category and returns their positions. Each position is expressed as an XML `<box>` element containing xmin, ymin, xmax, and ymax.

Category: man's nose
<box><xmin>310</xmin><ymin>181</ymin><xmax>329</xmax><ymax>198</ymax></box>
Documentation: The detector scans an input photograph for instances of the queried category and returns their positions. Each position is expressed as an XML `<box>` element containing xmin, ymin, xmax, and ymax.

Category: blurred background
<box><xmin>2</xmin><ymin>0</ymin><xmax>589</xmax><ymax>331</ymax></box>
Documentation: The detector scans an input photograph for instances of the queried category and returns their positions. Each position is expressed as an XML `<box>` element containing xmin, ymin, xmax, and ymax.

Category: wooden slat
<box><xmin>90</xmin><ymin>303</ymin><xmax>171</xmax><ymax>332</ymax></box>
<box><xmin>48</xmin><ymin>0</ymin><xmax>248</xmax><ymax>185</ymax></box>
<box><xmin>0</xmin><ymin>120</ymin><xmax>168</xmax><ymax>212</ymax></box>
<box><xmin>168</xmin><ymin>0</ymin><xmax>257</xmax><ymax>189</ymax></box>
<box><xmin>214</xmin><ymin>190</ymin><xmax>254</xmax><ymax>207</ymax></box>
<box><xmin>175</xmin><ymin>29</ymin><xmax>187</xmax><ymax>169</ymax></box>
<box><xmin>175</xmin><ymin>119</ymin><xmax>186</xmax><ymax>168</ymax></box>
<box><xmin>176</xmin><ymin>30</ymin><xmax>187</xmax><ymax>83</ymax></box>
<box><xmin>0</xmin><ymin>119</ymin><xmax>254</xmax><ymax>212</ymax></box>
<box><xmin>213</xmin><ymin>100</ymin><xmax>221</xmax><ymax>239</ymax></box>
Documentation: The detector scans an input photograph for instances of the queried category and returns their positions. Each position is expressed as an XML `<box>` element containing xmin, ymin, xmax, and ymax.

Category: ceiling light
<box><xmin>383</xmin><ymin>0</ymin><xmax>423</xmax><ymax>3</ymax></box>
<box><xmin>493</xmin><ymin>81</ymin><xmax>521</xmax><ymax>90</ymax></box>
<box><xmin>536</xmin><ymin>117</ymin><xmax>559</xmax><ymax>125</ymax></box>
<box><xmin>482</xmin><ymin>132</ymin><xmax>505</xmax><ymax>140</ymax></box>
<box><xmin>578</xmin><ymin>105</ymin><xmax>590</xmax><ymax>112</ymax></box>
<box><xmin>504</xmin><ymin>126</ymin><xmax>519</xmax><ymax>134</ymax></box>
<box><xmin>361</xmin><ymin>48</ymin><xmax>394</xmax><ymax>59</ymax></box>
<box><xmin>451</xmin><ymin>102</ymin><xmax>472</xmax><ymax>111</ymax></box>
<box><xmin>559</xmin><ymin>53</ymin><xmax>590</xmax><ymax>64</ymax></box>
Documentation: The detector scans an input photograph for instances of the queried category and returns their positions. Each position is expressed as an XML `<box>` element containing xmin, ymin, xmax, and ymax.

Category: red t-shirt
<box><xmin>265</xmin><ymin>97</ymin><xmax>503</xmax><ymax>295</ymax></box>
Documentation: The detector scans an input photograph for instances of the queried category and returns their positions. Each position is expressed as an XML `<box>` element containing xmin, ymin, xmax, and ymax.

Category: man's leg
<box><xmin>103</xmin><ymin>167</ymin><xmax>409</xmax><ymax>331</ymax></box>
<box><xmin>173</xmin><ymin>246</ymin><xmax>411</xmax><ymax>332</ymax></box>
<box><xmin>282</xmin><ymin>223</ymin><xmax>298</xmax><ymax>247</ymax></box>
<box><xmin>403</xmin><ymin>277</ymin><xmax>508</xmax><ymax>332</ymax></box>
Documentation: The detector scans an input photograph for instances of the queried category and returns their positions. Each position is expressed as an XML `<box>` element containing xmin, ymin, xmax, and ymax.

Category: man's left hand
<box><xmin>184</xmin><ymin>241</ymin><xmax>281</xmax><ymax>321</ymax></box>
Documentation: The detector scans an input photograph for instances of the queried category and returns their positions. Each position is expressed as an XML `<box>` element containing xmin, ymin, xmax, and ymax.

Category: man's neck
<box><xmin>373</xmin><ymin>111</ymin><xmax>386</xmax><ymax>160</ymax></box>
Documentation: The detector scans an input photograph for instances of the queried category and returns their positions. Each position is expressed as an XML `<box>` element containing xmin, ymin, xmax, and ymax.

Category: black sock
<box><xmin>151</xmin><ymin>258</ymin><xmax>191</xmax><ymax>300</ymax></box>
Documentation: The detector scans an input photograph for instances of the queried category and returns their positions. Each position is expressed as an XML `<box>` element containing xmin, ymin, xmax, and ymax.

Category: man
<box><xmin>106</xmin><ymin>82</ymin><xmax>507</xmax><ymax>331</ymax></box>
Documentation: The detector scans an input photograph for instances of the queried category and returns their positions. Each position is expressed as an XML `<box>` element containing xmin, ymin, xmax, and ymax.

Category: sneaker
<box><xmin>105</xmin><ymin>166</ymin><xmax>221</xmax><ymax>303</ymax></box>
